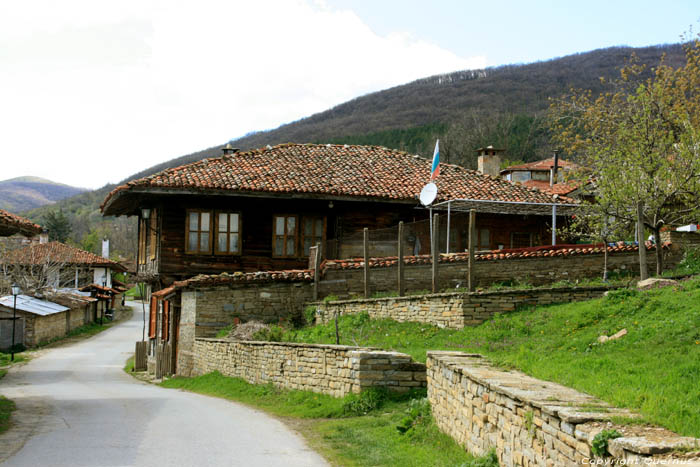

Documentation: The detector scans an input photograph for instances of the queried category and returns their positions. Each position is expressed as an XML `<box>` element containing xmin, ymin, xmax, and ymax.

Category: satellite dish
<box><xmin>419</xmin><ymin>182</ymin><xmax>438</xmax><ymax>206</ymax></box>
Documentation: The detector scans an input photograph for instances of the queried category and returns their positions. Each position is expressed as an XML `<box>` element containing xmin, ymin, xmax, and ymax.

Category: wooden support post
<box><xmin>134</xmin><ymin>341</ymin><xmax>147</xmax><ymax>371</ymax></box>
<box><xmin>637</xmin><ymin>201</ymin><xmax>648</xmax><ymax>280</ymax></box>
<box><xmin>468</xmin><ymin>209</ymin><xmax>476</xmax><ymax>292</ymax></box>
<box><xmin>397</xmin><ymin>221</ymin><xmax>405</xmax><ymax>297</ymax></box>
<box><xmin>432</xmin><ymin>213</ymin><xmax>439</xmax><ymax>293</ymax></box>
<box><xmin>313</xmin><ymin>243</ymin><xmax>321</xmax><ymax>301</ymax></box>
<box><xmin>363</xmin><ymin>228</ymin><xmax>370</xmax><ymax>298</ymax></box>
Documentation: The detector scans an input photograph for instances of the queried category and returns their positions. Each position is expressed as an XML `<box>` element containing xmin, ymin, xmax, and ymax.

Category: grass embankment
<box><xmin>160</xmin><ymin>373</ymin><xmax>497</xmax><ymax>467</ymax></box>
<box><xmin>286</xmin><ymin>276</ymin><xmax>700</xmax><ymax>438</ymax></box>
<box><xmin>0</xmin><ymin>396</ymin><xmax>14</xmax><ymax>435</ymax></box>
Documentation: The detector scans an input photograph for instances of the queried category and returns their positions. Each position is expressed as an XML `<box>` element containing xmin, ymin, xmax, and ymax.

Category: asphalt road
<box><xmin>0</xmin><ymin>301</ymin><xmax>328</xmax><ymax>467</ymax></box>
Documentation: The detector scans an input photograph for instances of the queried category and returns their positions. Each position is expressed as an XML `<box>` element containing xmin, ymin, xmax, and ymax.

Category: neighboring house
<box><xmin>101</xmin><ymin>143</ymin><xmax>573</xmax><ymax>287</ymax></box>
<box><xmin>0</xmin><ymin>209</ymin><xmax>43</xmax><ymax>249</ymax></box>
<box><xmin>2</xmin><ymin>241</ymin><xmax>126</xmax><ymax>292</ymax></box>
<box><xmin>0</xmin><ymin>292</ymin><xmax>97</xmax><ymax>349</ymax></box>
<box><xmin>500</xmin><ymin>156</ymin><xmax>583</xmax><ymax>197</ymax></box>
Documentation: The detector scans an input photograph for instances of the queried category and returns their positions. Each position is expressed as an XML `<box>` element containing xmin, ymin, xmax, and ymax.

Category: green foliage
<box><xmin>396</xmin><ymin>397</ymin><xmax>431</xmax><ymax>434</ymax></box>
<box><xmin>44</xmin><ymin>208</ymin><xmax>71</xmax><ymax>242</ymax></box>
<box><xmin>591</xmin><ymin>429</ymin><xmax>622</xmax><ymax>457</ymax></box>
<box><xmin>673</xmin><ymin>247</ymin><xmax>700</xmax><ymax>276</ymax></box>
<box><xmin>304</xmin><ymin>305</ymin><xmax>317</xmax><ymax>327</ymax></box>
<box><xmin>0</xmin><ymin>352</ymin><xmax>26</xmax><ymax>367</ymax></box>
<box><xmin>0</xmin><ymin>396</ymin><xmax>15</xmax><ymax>435</ymax></box>
<box><xmin>322</xmin><ymin>294</ymin><xmax>339</xmax><ymax>303</ymax></box>
<box><xmin>251</xmin><ymin>325</ymin><xmax>285</xmax><ymax>342</ymax></box>
<box><xmin>215</xmin><ymin>324</ymin><xmax>233</xmax><ymax>338</ymax></box>
<box><xmin>286</xmin><ymin>276</ymin><xmax>700</xmax><ymax>437</ymax></box>
<box><xmin>343</xmin><ymin>387</ymin><xmax>389</xmax><ymax>416</ymax></box>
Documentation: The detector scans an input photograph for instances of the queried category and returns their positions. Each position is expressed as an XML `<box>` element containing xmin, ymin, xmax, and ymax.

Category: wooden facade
<box><xmin>134</xmin><ymin>193</ymin><xmax>561</xmax><ymax>285</ymax></box>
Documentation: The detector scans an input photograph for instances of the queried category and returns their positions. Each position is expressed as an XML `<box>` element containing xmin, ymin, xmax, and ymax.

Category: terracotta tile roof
<box><xmin>5</xmin><ymin>242</ymin><xmax>126</xmax><ymax>271</ymax></box>
<box><xmin>521</xmin><ymin>180</ymin><xmax>581</xmax><ymax>196</ymax></box>
<box><xmin>102</xmin><ymin>143</ymin><xmax>570</xmax><ymax>215</ymax></box>
<box><xmin>501</xmin><ymin>157</ymin><xmax>581</xmax><ymax>173</ymax></box>
<box><xmin>0</xmin><ymin>209</ymin><xmax>42</xmax><ymax>237</ymax></box>
<box><xmin>152</xmin><ymin>269</ymin><xmax>313</xmax><ymax>296</ymax></box>
<box><xmin>321</xmin><ymin>242</ymin><xmax>668</xmax><ymax>271</ymax></box>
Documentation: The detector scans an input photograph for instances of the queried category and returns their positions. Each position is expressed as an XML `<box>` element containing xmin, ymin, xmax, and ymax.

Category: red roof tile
<box><xmin>102</xmin><ymin>143</ymin><xmax>570</xmax><ymax>215</ymax></box>
<box><xmin>0</xmin><ymin>209</ymin><xmax>42</xmax><ymax>237</ymax></box>
<box><xmin>521</xmin><ymin>180</ymin><xmax>581</xmax><ymax>196</ymax></box>
<box><xmin>320</xmin><ymin>242</ymin><xmax>668</xmax><ymax>271</ymax></box>
<box><xmin>501</xmin><ymin>157</ymin><xmax>581</xmax><ymax>173</ymax></box>
<box><xmin>154</xmin><ymin>269</ymin><xmax>313</xmax><ymax>296</ymax></box>
<box><xmin>5</xmin><ymin>242</ymin><xmax>126</xmax><ymax>271</ymax></box>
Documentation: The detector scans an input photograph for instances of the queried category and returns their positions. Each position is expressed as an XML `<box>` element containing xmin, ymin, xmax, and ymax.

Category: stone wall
<box><xmin>191</xmin><ymin>338</ymin><xmax>426</xmax><ymax>396</ymax></box>
<box><xmin>319</xmin><ymin>249</ymin><xmax>673</xmax><ymax>298</ymax></box>
<box><xmin>427</xmin><ymin>351</ymin><xmax>700</xmax><ymax>467</ymax></box>
<box><xmin>317</xmin><ymin>286</ymin><xmax>611</xmax><ymax>329</ymax></box>
<box><xmin>662</xmin><ymin>230</ymin><xmax>700</xmax><ymax>250</ymax></box>
<box><xmin>176</xmin><ymin>282</ymin><xmax>314</xmax><ymax>377</ymax></box>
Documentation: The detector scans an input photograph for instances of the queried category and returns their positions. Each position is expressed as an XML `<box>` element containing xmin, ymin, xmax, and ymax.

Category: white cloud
<box><xmin>0</xmin><ymin>0</ymin><xmax>485</xmax><ymax>189</ymax></box>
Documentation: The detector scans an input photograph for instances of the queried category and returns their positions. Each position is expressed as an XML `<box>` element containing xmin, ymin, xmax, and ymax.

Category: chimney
<box><xmin>39</xmin><ymin>229</ymin><xmax>49</xmax><ymax>244</ymax></box>
<box><xmin>102</xmin><ymin>238</ymin><xmax>110</xmax><ymax>259</ymax></box>
<box><xmin>222</xmin><ymin>143</ymin><xmax>239</xmax><ymax>155</ymax></box>
<box><xmin>550</xmin><ymin>150</ymin><xmax>560</xmax><ymax>187</ymax></box>
<box><xmin>476</xmin><ymin>146</ymin><xmax>503</xmax><ymax>177</ymax></box>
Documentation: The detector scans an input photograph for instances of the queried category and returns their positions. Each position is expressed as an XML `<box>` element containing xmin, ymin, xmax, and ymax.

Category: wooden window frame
<box><xmin>148</xmin><ymin>296</ymin><xmax>157</xmax><ymax>339</ymax></box>
<box><xmin>149</xmin><ymin>208</ymin><xmax>158</xmax><ymax>260</ymax></box>
<box><xmin>301</xmin><ymin>216</ymin><xmax>326</xmax><ymax>258</ymax></box>
<box><xmin>138</xmin><ymin>217</ymin><xmax>147</xmax><ymax>265</ymax></box>
<box><xmin>185</xmin><ymin>209</ymin><xmax>213</xmax><ymax>254</ymax></box>
<box><xmin>272</xmin><ymin>214</ymin><xmax>299</xmax><ymax>258</ymax></box>
<box><xmin>214</xmin><ymin>211</ymin><xmax>242</xmax><ymax>256</ymax></box>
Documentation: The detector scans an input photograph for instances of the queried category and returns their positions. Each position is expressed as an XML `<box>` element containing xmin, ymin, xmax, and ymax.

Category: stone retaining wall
<box><xmin>191</xmin><ymin>338</ymin><xmax>426</xmax><ymax>397</ymax></box>
<box><xmin>427</xmin><ymin>351</ymin><xmax>700</xmax><ymax>467</ymax></box>
<box><xmin>317</xmin><ymin>286</ymin><xmax>611</xmax><ymax>329</ymax></box>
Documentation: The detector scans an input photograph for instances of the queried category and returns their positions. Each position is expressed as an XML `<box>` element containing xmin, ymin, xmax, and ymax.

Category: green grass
<box><xmin>160</xmin><ymin>373</ymin><xmax>495</xmax><ymax>466</ymax></box>
<box><xmin>124</xmin><ymin>356</ymin><xmax>134</xmax><ymax>373</ymax></box>
<box><xmin>286</xmin><ymin>277</ymin><xmax>700</xmax><ymax>437</ymax></box>
<box><xmin>0</xmin><ymin>396</ymin><xmax>15</xmax><ymax>435</ymax></box>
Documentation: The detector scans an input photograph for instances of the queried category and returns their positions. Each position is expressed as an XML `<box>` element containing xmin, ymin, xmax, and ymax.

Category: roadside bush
<box><xmin>342</xmin><ymin>387</ymin><xmax>388</xmax><ymax>416</ymax></box>
<box><xmin>396</xmin><ymin>397</ymin><xmax>431</xmax><ymax>434</ymax></box>
<box><xmin>251</xmin><ymin>325</ymin><xmax>285</xmax><ymax>342</ymax></box>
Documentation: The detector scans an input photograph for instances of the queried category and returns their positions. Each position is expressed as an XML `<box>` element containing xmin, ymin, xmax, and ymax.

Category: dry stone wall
<box><xmin>192</xmin><ymin>339</ymin><xmax>426</xmax><ymax>397</ymax></box>
<box><xmin>427</xmin><ymin>351</ymin><xmax>700</xmax><ymax>467</ymax></box>
<box><xmin>317</xmin><ymin>286</ymin><xmax>611</xmax><ymax>329</ymax></box>
<box><xmin>176</xmin><ymin>282</ymin><xmax>313</xmax><ymax>377</ymax></box>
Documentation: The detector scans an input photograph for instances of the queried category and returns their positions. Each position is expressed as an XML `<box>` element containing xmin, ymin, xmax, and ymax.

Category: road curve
<box><xmin>0</xmin><ymin>302</ymin><xmax>328</xmax><ymax>467</ymax></box>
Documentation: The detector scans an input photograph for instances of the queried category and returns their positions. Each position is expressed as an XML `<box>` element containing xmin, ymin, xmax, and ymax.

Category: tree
<box><xmin>44</xmin><ymin>209</ymin><xmax>71</xmax><ymax>243</ymax></box>
<box><xmin>550</xmin><ymin>38</ymin><xmax>700</xmax><ymax>276</ymax></box>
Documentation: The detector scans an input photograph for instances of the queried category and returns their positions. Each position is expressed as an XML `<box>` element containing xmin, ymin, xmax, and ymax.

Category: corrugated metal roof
<box><xmin>0</xmin><ymin>295</ymin><xmax>69</xmax><ymax>316</ymax></box>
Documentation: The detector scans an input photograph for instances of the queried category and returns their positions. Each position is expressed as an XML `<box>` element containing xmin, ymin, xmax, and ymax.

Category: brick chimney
<box><xmin>222</xmin><ymin>143</ymin><xmax>239</xmax><ymax>155</ymax></box>
<box><xmin>476</xmin><ymin>146</ymin><xmax>504</xmax><ymax>177</ymax></box>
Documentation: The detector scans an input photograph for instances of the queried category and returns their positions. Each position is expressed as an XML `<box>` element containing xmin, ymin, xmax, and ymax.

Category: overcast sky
<box><xmin>1</xmin><ymin>0</ymin><xmax>697</xmax><ymax>189</ymax></box>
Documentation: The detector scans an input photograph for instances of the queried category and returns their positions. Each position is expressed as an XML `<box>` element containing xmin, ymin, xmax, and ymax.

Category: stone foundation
<box><xmin>427</xmin><ymin>352</ymin><xmax>700</xmax><ymax>467</ymax></box>
<box><xmin>191</xmin><ymin>338</ymin><xmax>426</xmax><ymax>397</ymax></box>
<box><xmin>317</xmin><ymin>286</ymin><xmax>611</xmax><ymax>329</ymax></box>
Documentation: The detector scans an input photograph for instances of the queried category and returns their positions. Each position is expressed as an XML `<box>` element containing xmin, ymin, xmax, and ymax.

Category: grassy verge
<box><xmin>0</xmin><ymin>396</ymin><xmax>15</xmax><ymax>435</ymax></box>
<box><xmin>160</xmin><ymin>372</ymin><xmax>496</xmax><ymax>466</ymax></box>
<box><xmin>286</xmin><ymin>277</ymin><xmax>700</xmax><ymax>437</ymax></box>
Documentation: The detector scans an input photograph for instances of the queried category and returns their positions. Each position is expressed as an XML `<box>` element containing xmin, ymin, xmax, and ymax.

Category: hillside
<box><xmin>0</xmin><ymin>177</ymin><xmax>86</xmax><ymax>212</ymax></box>
<box><xmin>26</xmin><ymin>42</ymin><xmax>687</xmax><ymax>259</ymax></box>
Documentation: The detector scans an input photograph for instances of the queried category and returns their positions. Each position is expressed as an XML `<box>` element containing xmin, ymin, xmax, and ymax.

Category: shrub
<box><xmin>342</xmin><ymin>387</ymin><xmax>388</xmax><ymax>416</ymax></box>
<box><xmin>591</xmin><ymin>429</ymin><xmax>622</xmax><ymax>457</ymax></box>
<box><xmin>396</xmin><ymin>397</ymin><xmax>431</xmax><ymax>434</ymax></box>
<box><xmin>251</xmin><ymin>325</ymin><xmax>285</xmax><ymax>342</ymax></box>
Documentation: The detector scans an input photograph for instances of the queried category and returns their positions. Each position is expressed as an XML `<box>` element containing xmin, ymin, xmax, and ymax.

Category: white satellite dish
<box><xmin>419</xmin><ymin>182</ymin><xmax>438</xmax><ymax>206</ymax></box>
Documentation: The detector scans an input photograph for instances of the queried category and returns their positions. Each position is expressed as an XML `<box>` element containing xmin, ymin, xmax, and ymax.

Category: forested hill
<box><xmin>0</xmin><ymin>177</ymin><xmax>86</xmax><ymax>212</ymax></box>
<box><xmin>24</xmin><ymin>42</ymin><xmax>686</xmax><ymax>260</ymax></box>
<box><xmin>128</xmin><ymin>43</ymin><xmax>685</xmax><ymax>177</ymax></box>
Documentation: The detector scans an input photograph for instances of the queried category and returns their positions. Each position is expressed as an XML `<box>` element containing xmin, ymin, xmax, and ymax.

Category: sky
<box><xmin>1</xmin><ymin>0</ymin><xmax>697</xmax><ymax>189</ymax></box>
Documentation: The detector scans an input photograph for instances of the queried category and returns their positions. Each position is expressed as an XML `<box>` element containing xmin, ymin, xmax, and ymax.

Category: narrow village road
<box><xmin>0</xmin><ymin>302</ymin><xmax>328</xmax><ymax>467</ymax></box>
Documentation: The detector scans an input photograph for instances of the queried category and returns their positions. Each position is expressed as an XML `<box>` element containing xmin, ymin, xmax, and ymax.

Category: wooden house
<box><xmin>101</xmin><ymin>143</ymin><xmax>574</xmax><ymax>287</ymax></box>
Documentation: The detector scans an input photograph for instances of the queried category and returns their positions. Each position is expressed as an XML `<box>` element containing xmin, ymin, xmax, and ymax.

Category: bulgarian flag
<box><xmin>430</xmin><ymin>139</ymin><xmax>440</xmax><ymax>180</ymax></box>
